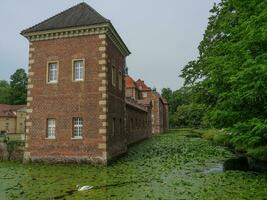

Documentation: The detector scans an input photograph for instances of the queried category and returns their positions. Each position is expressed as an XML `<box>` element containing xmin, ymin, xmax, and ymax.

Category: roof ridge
<box><xmin>21</xmin><ymin>2</ymin><xmax>109</xmax><ymax>35</ymax></box>
<box><xmin>82</xmin><ymin>2</ymin><xmax>109</xmax><ymax>22</ymax></box>
<box><xmin>21</xmin><ymin>3</ymin><xmax>81</xmax><ymax>34</ymax></box>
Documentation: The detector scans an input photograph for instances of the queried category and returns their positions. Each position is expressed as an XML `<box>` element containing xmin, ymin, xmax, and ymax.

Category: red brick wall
<box><xmin>163</xmin><ymin>104</ymin><xmax>169</xmax><ymax>131</ymax></box>
<box><xmin>158</xmin><ymin>99</ymin><xmax>164</xmax><ymax>133</ymax></box>
<box><xmin>26</xmin><ymin>35</ymin><xmax>107</xmax><ymax>164</ymax></box>
<box><xmin>125</xmin><ymin>87</ymin><xmax>139</xmax><ymax>100</ymax></box>
<box><xmin>125</xmin><ymin>103</ymin><xmax>152</xmax><ymax>145</ymax></box>
<box><xmin>142</xmin><ymin>91</ymin><xmax>165</xmax><ymax>134</ymax></box>
<box><xmin>106</xmin><ymin>37</ymin><xmax>127</xmax><ymax>160</ymax></box>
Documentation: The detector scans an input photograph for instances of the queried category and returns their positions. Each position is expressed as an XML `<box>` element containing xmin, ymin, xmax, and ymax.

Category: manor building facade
<box><xmin>21</xmin><ymin>3</ymin><xmax>168</xmax><ymax>164</ymax></box>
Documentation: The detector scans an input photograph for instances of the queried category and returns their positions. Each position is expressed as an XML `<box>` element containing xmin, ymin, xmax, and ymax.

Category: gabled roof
<box><xmin>0</xmin><ymin>104</ymin><xmax>26</xmax><ymax>117</ymax></box>
<box><xmin>21</xmin><ymin>3</ymin><xmax>110</xmax><ymax>34</ymax></box>
<box><xmin>161</xmin><ymin>97</ymin><xmax>168</xmax><ymax>105</ymax></box>
<box><xmin>136</xmin><ymin>79</ymin><xmax>151</xmax><ymax>91</ymax></box>
<box><xmin>125</xmin><ymin>75</ymin><xmax>137</xmax><ymax>89</ymax></box>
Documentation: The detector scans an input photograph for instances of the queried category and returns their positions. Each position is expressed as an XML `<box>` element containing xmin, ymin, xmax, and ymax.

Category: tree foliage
<box><xmin>0</xmin><ymin>80</ymin><xmax>11</xmax><ymax>104</ymax></box>
<box><xmin>0</xmin><ymin>68</ymin><xmax>27</xmax><ymax>105</ymax></box>
<box><xmin>165</xmin><ymin>0</ymin><xmax>267</xmax><ymax>153</ymax></box>
<box><xmin>9</xmin><ymin>69</ymin><xmax>27</xmax><ymax>105</ymax></box>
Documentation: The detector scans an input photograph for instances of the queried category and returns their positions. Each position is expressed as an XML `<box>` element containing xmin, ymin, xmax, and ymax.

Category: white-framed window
<box><xmin>73</xmin><ymin>117</ymin><xmax>83</xmax><ymax>138</ymax></box>
<box><xmin>47</xmin><ymin>119</ymin><xmax>56</xmax><ymax>139</ymax></box>
<box><xmin>118</xmin><ymin>71</ymin><xmax>122</xmax><ymax>90</ymax></box>
<box><xmin>48</xmin><ymin>62</ymin><xmax>58</xmax><ymax>83</ymax></box>
<box><xmin>112</xmin><ymin>66</ymin><xmax>116</xmax><ymax>86</ymax></box>
<box><xmin>143</xmin><ymin>92</ymin><xmax>147</xmax><ymax>98</ymax></box>
<box><xmin>73</xmin><ymin>60</ymin><xmax>84</xmax><ymax>81</ymax></box>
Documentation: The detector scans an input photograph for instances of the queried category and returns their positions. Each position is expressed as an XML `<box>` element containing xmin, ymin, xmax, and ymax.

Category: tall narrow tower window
<box><xmin>112</xmin><ymin>66</ymin><xmax>116</xmax><ymax>86</ymax></box>
<box><xmin>73</xmin><ymin>60</ymin><xmax>84</xmax><ymax>81</ymax></box>
<box><xmin>47</xmin><ymin>62</ymin><xmax>58</xmax><ymax>83</ymax></box>
<box><xmin>47</xmin><ymin>119</ymin><xmax>56</xmax><ymax>139</ymax></box>
<box><xmin>73</xmin><ymin>117</ymin><xmax>83</xmax><ymax>138</ymax></box>
<box><xmin>118</xmin><ymin>71</ymin><xmax>122</xmax><ymax>90</ymax></box>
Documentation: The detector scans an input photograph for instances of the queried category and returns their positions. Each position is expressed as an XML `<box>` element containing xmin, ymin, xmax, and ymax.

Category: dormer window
<box><xmin>73</xmin><ymin>59</ymin><xmax>84</xmax><ymax>81</ymax></box>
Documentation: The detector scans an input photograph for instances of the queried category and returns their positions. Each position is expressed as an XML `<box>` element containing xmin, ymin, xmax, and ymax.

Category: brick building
<box><xmin>125</xmin><ymin>76</ymin><xmax>169</xmax><ymax>134</ymax></box>
<box><xmin>21</xmin><ymin>3</ymin><xmax>167</xmax><ymax>164</ymax></box>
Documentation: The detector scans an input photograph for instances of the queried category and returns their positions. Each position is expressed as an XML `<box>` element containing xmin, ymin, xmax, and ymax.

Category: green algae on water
<box><xmin>0</xmin><ymin>130</ymin><xmax>266</xmax><ymax>200</ymax></box>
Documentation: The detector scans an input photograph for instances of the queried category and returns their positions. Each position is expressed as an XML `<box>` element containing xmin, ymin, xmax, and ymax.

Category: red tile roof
<box><xmin>125</xmin><ymin>75</ymin><xmax>137</xmax><ymax>88</ymax></box>
<box><xmin>136</xmin><ymin>79</ymin><xmax>151</xmax><ymax>91</ymax></box>
<box><xmin>0</xmin><ymin>104</ymin><xmax>26</xmax><ymax>117</ymax></box>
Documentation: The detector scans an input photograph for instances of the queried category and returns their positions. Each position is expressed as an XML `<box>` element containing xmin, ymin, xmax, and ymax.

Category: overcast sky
<box><xmin>0</xmin><ymin>0</ymin><xmax>219</xmax><ymax>91</ymax></box>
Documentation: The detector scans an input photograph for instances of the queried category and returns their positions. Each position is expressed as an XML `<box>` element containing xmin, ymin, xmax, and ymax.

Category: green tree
<box><xmin>161</xmin><ymin>88</ymin><xmax>172</xmax><ymax>103</ymax></box>
<box><xmin>179</xmin><ymin>0</ymin><xmax>267</xmax><ymax>152</ymax></box>
<box><xmin>9</xmin><ymin>68</ymin><xmax>27</xmax><ymax>105</ymax></box>
<box><xmin>0</xmin><ymin>80</ymin><xmax>10</xmax><ymax>104</ymax></box>
<box><xmin>181</xmin><ymin>0</ymin><xmax>267</xmax><ymax>126</ymax></box>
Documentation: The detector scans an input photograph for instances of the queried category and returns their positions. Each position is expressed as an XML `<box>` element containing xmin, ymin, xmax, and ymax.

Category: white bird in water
<box><xmin>76</xmin><ymin>185</ymin><xmax>94</xmax><ymax>191</ymax></box>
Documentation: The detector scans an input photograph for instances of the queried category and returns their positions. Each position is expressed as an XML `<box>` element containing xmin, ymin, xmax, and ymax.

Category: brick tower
<box><xmin>21</xmin><ymin>3</ymin><xmax>130</xmax><ymax>164</ymax></box>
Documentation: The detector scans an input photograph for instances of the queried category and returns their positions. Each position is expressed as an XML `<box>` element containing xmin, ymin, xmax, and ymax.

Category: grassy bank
<box><xmin>192</xmin><ymin>128</ymin><xmax>267</xmax><ymax>162</ymax></box>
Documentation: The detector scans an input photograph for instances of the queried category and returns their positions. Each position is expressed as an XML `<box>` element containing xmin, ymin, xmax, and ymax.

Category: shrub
<box><xmin>202</xmin><ymin>129</ymin><xmax>218</xmax><ymax>141</ymax></box>
<box><xmin>172</xmin><ymin>103</ymin><xmax>207</xmax><ymax>128</ymax></box>
<box><xmin>230</xmin><ymin>119</ymin><xmax>267</xmax><ymax>150</ymax></box>
<box><xmin>248</xmin><ymin>147</ymin><xmax>267</xmax><ymax>161</ymax></box>
<box><xmin>203</xmin><ymin>109</ymin><xmax>240</xmax><ymax>128</ymax></box>
<box><xmin>213</xmin><ymin>133</ymin><xmax>231</xmax><ymax>146</ymax></box>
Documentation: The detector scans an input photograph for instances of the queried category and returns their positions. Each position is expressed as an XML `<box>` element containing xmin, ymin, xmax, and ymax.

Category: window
<box><xmin>112</xmin><ymin>66</ymin><xmax>116</xmax><ymax>86</ymax></box>
<box><xmin>119</xmin><ymin>118</ymin><xmax>122</xmax><ymax>135</ymax></box>
<box><xmin>73</xmin><ymin>118</ymin><xmax>83</xmax><ymax>138</ymax></box>
<box><xmin>73</xmin><ymin>60</ymin><xmax>84</xmax><ymax>81</ymax></box>
<box><xmin>131</xmin><ymin>119</ymin><xmax>133</xmax><ymax>130</ymax></box>
<box><xmin>143</xmin><ymin>92</ymin><xmax>147</xmax><ymax>98</ymax></box>
<box><xmin>118</xmin><ymin>71</ymin><xmax>122</xmax><ymax>90</ymax></box>
<box><xmin>47</xmin><ymin>62</ymin><xmax>58</xmax><ymax>83</ymax></box>
<box><xmin>112</xmin><ymin>118</ymin><xmax>116</xmax><ymax>136</ymax></box>
<box><xmin>47</xmin><ymin>119</ymin><xmax>56</xmax><ymax>139</ymax></box>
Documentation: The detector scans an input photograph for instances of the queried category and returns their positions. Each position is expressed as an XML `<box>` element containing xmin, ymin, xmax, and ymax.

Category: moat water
<box><xmin>0</xmin><ymin>130</ymin><xmax>267</xmax><ymax>200</ymax></box>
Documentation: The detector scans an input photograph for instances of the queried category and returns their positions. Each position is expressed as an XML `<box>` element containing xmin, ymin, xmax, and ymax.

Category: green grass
<box><xmin>0</xmin><ymin>129</ymin><xmax>266</xmax><ymax>200</ymax></box>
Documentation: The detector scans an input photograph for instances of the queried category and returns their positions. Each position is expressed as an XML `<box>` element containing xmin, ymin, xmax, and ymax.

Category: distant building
<box><xmin>0</xmin><ymin>104</ymin><xmax>26</xmax><ymax>134</ymax></box>
<box><xmin>21</xmin><ymin>3</ymin><xmax>167</xmax><ymax>164</ymax></box>
<box><xmin>126</xmin><ymin>76</ymin><xmax>169</xmax><ymax>134</ymax></box>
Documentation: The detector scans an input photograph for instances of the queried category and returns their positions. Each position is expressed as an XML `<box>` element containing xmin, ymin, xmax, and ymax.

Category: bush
<box><xmin>171</xmin><ymin>103</ymin><xmax>207</xmax><ymax>128</ymax></box>
<box><xmin>203</xmin><ymin>109</ymin><xmax>240</xmax><ymax>128</ymax></box>
<box><xmin>202</xmin><ymin>129</ymin><xmax>218</xmax><ymax>141</ymax></box>
<box><xmin>248</xmin><ymin>147</ymin><xmax>267</xmax><ymax>161</ymax></box>
<box><xmin>230</xmin><ymin>119</ymin><xmax>267</xmax><ymax>150</ymax></box>
<box><xmin>213</xmin><ymin>133</ymin><xmax>231</xmax><ymax>146</ymax></box>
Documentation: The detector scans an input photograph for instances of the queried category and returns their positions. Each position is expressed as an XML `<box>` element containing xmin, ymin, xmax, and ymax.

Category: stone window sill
<box><xmin>71</xmin><ymin>137</ymin><xmax>83</xmax><ymax>140</ymax></box>
<box><xmin>46</xmin><ymin>137</ymin><xmax>56</xmax><ymax>140</ymax></box>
